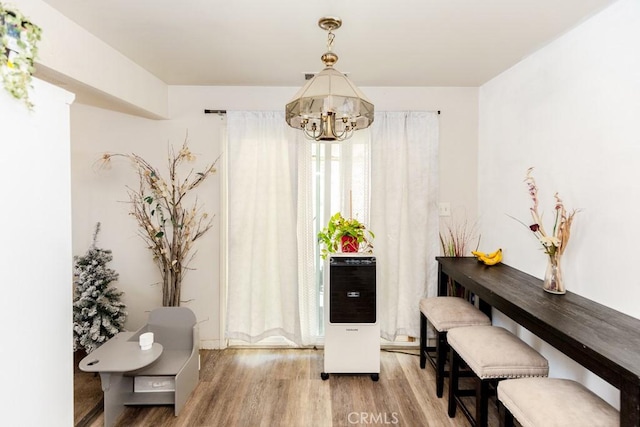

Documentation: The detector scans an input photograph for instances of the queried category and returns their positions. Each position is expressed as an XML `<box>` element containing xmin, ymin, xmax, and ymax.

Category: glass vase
<box><xmin>543</xmin><ymin>254</ymin><xmax>566</xmax><ymax>294</ymax></box>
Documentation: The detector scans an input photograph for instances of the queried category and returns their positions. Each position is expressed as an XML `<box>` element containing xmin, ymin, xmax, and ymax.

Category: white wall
<box><xmin>70</xmin><ymin>85</ymin><xmax>478</xmax><ymax>349</ymax></box>
<box><xmin>169</xmin><ymin>85</ymin><xmax>479</xmax><ymax>221</ymax></box>
<box><xmin>478</xmin><ymin>0</ymin><xmax>640</xmax><ymax>408</ymax></box>
<box><xmin>14</xmin><ymin>0</ymin><xmax>168</xmax><ymax>118</ymax></box>
<box><xmin>0</xmin><ymin>78</ymin><xmax>75</xmax><ymax>426</ymax></box>
<box><xmin>71</xmin><ymin>103</ymin><xmax>224</xmax><ymax>348</ymax></box>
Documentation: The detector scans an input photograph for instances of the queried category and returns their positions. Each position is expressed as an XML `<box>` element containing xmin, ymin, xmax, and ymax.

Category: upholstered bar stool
<box><xmin>447</xmin><ymin>325</ymin><xmax>549</xmax><ymax>427</ymax></box>
<box><xmin>419</xmin><ymin>297</ymin><xmax>491</xmax><ymax>397</ymax></box>
<box><xmin>497</xmin><ymin>378</ymin><xmax>619</xmax><ymax>427</ymax></box>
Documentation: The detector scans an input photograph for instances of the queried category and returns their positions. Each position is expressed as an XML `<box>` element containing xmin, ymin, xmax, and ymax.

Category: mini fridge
<box><xmin>321</xmin><ymin>254</ymin><xmax>380</xmax><ymax>381</ymax></box>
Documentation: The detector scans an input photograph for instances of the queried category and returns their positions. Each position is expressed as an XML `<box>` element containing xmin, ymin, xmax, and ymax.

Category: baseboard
<box><xmin>200</xmin><ymin>339</ymin><xmax>224</xmax><ymax>349</ymax></box>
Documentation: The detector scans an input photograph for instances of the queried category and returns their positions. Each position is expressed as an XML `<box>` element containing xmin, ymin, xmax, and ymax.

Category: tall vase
<box><xmin>543</xmin><ymin>254</ymin><xmax>565</xmax><ymax>294</ymax></box>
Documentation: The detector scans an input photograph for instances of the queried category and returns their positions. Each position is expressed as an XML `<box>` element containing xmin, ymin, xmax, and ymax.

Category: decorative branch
<box><xmin>101</xmin><ymin>137</ymin><xmax>219</xmax><ymax>306</ymax></box>
<box><xmin>522</xmin><ymin>167</ymin><xmax>578</xmax><ymax>257</ymax></box>
<box><xmin>439</xmin><ymin>216</ymin><xmax>480</xmax><ymax>257</ymax></box>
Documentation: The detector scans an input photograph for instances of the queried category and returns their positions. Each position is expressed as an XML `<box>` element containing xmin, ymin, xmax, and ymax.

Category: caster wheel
<box><xmin>321</xmin><ymin>372</ymin><xmax>329</xmax><ymax>380</ymax></box>
<box><xmin>371</xmin><ymin>373</ymin><xmax>379</xmax><ymax>381</ymax></box>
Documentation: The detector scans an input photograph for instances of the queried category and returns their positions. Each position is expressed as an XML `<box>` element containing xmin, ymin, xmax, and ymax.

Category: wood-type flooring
<box><xmin>75</xmin><ymin>348</ymin><xmax>496</xmax><ymax>426</ymax></box>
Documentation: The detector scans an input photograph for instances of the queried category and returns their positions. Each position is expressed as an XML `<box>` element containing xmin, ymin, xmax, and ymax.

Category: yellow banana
<box><xmin>480</xmin><ymin>249</ymin><xmax>502</xmax><ymax>265</ymax></box>
<box><xmin>485</xmin><ymin>248</ymin><xmax>502</xmax><ymax>259</ymax></box>
<box><xmin>471</xmin><ymin>250</ymin><xmax>486</xmax><ymax>258</ymax></box>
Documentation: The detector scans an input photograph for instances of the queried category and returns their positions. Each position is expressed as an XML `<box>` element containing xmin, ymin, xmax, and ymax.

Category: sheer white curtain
<box><xmin>297</xmin><ymin>136</ymin><xmax>316</xmax><ymax>345</ymax></box>
<box><xmin>226</xmin><ymin>111</ymin><xmax>314</xmax><ymax>345</ymax></box>
<box><xmin>370</xmin><ymin>111</ymin><xmax>439</xmax><ymax>341</ymax></box>
<box><xmin>225</xmin><ymin>110</ymin><xmax>438</xmax><ymax>345</ymax></box>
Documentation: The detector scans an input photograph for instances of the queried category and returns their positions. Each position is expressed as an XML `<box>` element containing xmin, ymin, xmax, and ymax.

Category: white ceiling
<box><xmin>41</xmin><ymin>0</ymin><xmax>617</xmax><ymax>87</ymax></box>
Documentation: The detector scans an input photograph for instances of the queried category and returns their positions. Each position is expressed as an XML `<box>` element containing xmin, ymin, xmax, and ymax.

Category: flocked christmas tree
<box><xmin>73</xmin><ymin>222</ymin><xmax>127</xmax><ymax>353</ymax></box>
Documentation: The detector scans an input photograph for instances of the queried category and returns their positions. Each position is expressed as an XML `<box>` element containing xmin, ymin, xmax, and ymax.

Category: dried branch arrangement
<box><xmin>522</xmin><ymin>167</ymin><xmax>578</xmax><ymax>257</ymax></box>
<box><xmin>439</xmin><ymin>216</ymin><xmax>480</xmax><ymax>257</ymax></box>
<box><xmin>102</xmin><ymin>139</ymin><xmax>218</xmax><ymax>306</ymax></box>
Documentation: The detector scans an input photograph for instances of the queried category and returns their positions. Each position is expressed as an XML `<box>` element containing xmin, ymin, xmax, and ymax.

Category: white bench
<box><xmin>498</xmin><ymin>378</ymin><xmax>619</xmax><ymax>427</ymax></box>
<box><xmin>419</xmin><ymin>297</ymin><xmax>491</xmax><ymax>397</ymax></box>
<box><xmin>447</xmin><ymin>325</ymin><xmax>549</xmax><ymax>427</ymax></box>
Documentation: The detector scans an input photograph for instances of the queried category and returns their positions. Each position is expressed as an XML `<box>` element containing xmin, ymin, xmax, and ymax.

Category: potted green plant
<box><xmin>317</xmin><ymin>212</ymin><xmax>374</xmax><ymax>259</ymax></box>
<box><xmin>0</xmin><ymin>3</ymin><xmax>42</xmax><ymax>109</ymax></box>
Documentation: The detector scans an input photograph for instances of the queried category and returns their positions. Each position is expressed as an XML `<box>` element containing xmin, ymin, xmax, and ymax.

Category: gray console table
<box><xmin>79</xmin><ymin>332</ymin><xmax>163</xmax><ymax>427</ymax></box>
<box><xmin>437</xmin><ymin>257</ymin><xmax>640</xmax><ymax>426</ymax></box>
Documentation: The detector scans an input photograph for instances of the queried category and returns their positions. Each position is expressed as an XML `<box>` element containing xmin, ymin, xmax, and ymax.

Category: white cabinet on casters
<box><xmin>321</xmin><ymin>254</ymin><xmax>380</xmax><ymax>381</ymax></box>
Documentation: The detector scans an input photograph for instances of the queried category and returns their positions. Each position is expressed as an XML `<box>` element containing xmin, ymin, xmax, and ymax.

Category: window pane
<box><xmin>311</xmin><ymin>133</ymin><xmax>371</xmax><ymax>338</ymax></box>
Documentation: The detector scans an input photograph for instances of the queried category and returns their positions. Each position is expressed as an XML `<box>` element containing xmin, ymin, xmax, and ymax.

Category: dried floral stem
<box><xmin>523</xmin><ymin>167</ymin><xmax>578</xmax><ymax>258</ymax></box>
<box><xmin>439</xmin><ymin>216</ymin><xmax>480</xmax><ymax>298</ymax></box>
<box><xmin>439</xmin><ymin>217</ymin><xmax>480</xmax><ymax>257</ymax></box>
<box><xmin>101</xmin><ymin>138</ymin><xmax>218</xmax><ymax>306</ymax></box>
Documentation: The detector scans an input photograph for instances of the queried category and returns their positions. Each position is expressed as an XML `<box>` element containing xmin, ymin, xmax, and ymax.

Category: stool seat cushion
<box><xmin>498</xmin><ymin>378</ymin><xmax>619</xmax><ymax>427</ymax></box>
<box><xmin>419</xmin><ymin>297</ymin><xmax>491</xmax><ymax>332</ymax></box>
<box><xmin>447</xmin><ymin>326</ymin><xmax>548</xmax><ymax>379</ymax></box>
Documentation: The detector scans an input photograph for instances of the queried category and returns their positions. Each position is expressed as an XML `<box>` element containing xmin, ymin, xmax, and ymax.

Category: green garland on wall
<box><xmin>0</xmin><ymin>3</ymin><xmax>42</xmax><ymax>109</ymax></box>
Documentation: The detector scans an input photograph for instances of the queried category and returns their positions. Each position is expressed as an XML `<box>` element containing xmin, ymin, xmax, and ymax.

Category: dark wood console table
<box><xmin>437</xmin><ymin>257</ymin><xmax>640</xmax><ymax>426</ymax></box>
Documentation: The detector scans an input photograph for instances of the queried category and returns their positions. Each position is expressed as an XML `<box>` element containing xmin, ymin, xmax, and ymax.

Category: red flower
<box><xmin>529</xmin><ymin>224</ymin><xmax>540</xmax><ymax>232</ymax></box>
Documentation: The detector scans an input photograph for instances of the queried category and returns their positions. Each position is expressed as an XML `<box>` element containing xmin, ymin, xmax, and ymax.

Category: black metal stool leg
<box><xmin>476</xmin><ymin>377</ymin><xmax>489</xmax><ymax>427</ymax></box>
<box><xmin>498</xmin><ymin>400</ymin><xmax>515</xmax><ymax>427</ymax></box>
<box><xmin>420</xmin><ymin>312</ymin><xmax>427</xmax><ymax>369</ymax></box>
<box><xmin>436</xmin><ymin>331</ymin><xmax>447</xmax><ymax>397</ymax></box>
<box><xmin>448</xmin><ymin>347</ymin><xmax>459</xmax><ymax>417</ymax></box>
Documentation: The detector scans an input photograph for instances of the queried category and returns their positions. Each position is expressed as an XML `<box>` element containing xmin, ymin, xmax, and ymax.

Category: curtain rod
<box><xmin>204</xmin><ymin>109</ymin><xmax>440</xmax><ymax>115</ymax></box>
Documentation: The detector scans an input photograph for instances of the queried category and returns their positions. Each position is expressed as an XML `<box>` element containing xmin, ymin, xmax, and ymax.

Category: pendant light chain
<box><xmin>285</xmin><ymin>16</ymin><xmax>375</xmax><ymax>141</ymax></box>
<box><xmin>327</xmin><ymin>30</ymin><xmax>335</xmax><ymax>52</ymax></box>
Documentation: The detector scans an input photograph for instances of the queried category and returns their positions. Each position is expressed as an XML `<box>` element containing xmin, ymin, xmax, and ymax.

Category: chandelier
<box><xmin>285</xmin><ymin>17</ymin><xmax>374</xmax><ymax>142</ymax></box>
